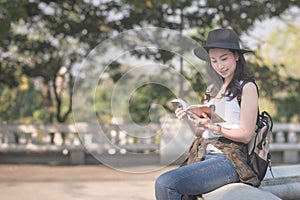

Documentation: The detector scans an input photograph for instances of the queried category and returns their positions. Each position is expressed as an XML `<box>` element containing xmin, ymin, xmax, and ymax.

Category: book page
<box><xmin>186</xmin><ymin>106</ymin><xmax>225</xmax><ymax>123</ymax></box>
<box><xmin>171</xmin><ymin>98</ymin><xmax>225</xmax><ymax>123</ymax></box>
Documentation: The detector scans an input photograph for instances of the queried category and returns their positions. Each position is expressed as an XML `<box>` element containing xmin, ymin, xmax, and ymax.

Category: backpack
<box><xmin>238</xmin><ymin>79</ymin><xmax>274</xmax><ymax>181</ymax></box>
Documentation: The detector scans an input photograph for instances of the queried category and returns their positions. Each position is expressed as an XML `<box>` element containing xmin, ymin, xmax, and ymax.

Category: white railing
<box><xmin>0</xmin><ymin>123</ymin><xmax>160</xmax><ymax>152</ymax></box>
<box><xmin>271</xmin><ymin>123</ymin><xmax>300</xmax><ymax>164</ymax></box>
<box><xmin>0</xmin><ymin>122</ymin><xmax>299</xmax><ymax>164</ymax></box>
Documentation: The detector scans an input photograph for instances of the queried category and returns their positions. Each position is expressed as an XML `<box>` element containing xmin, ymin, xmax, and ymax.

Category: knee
<box><xmin>155</xmin><ymin>173</ymin><xmax>171</xmax><ymax>189</ymax></box>
<box><xmin>155</xmin><ymin>173</ymin><xmax>174</xmax><ymax>199</ymax></box>
<box><xmin>155</xmin><ymin>174</ymin><xmax>166</xmax><ymax>189</ymax></box>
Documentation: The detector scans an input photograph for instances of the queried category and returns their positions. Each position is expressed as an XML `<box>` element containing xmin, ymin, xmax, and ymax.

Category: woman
<box><xmin>155</xmin><ymin>28</ymin><xmax>260</xmax><ymax>200</ymax></box>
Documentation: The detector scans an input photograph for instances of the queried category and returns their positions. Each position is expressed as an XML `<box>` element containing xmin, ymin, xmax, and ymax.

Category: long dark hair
<box><xmin>204</xmin><ymin>50</ymin><xmax>254</xmax><ymax>102</ymax></box>
<box><xmin>226</xmin><ymin>50</ymin><xmax>255</xmax><ymax>100</ymax></box>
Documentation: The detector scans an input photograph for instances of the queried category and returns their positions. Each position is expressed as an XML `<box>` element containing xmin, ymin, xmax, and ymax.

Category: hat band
<box><xmin>205</xmin><ymin>42</ymin><xmax>241</xmax><ymax>50</ymax></box>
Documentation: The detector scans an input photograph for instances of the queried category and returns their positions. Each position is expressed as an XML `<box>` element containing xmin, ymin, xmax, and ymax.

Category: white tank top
<box><xmin>202</xmin><ymin>95</ymin><xmax>241</xmax><ymax>139</ymax></box>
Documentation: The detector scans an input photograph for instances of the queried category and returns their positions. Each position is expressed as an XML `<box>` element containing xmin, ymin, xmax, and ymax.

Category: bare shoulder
<box><xmin>240</xmin><ymin>81</ymin><xmax>258</xmax><ymax>112</ymax></box>
<box><xmin>242</xmin><ymin>81</ymin><xmax>258</xmax><ymax>95</ymax></box>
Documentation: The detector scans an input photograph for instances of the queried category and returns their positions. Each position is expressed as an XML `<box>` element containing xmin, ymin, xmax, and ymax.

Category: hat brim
<box><xmin>193</xmin><ymin>46</ymin><xmax>210</xmax><ymax>61</ymax></box>
<box><xmin>194</xmin><ymin>46</ymin><xmax>254</xmax><ymax>61</ymax></box>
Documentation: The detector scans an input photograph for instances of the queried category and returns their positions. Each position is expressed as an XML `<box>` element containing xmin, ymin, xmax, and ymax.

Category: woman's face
<box><xmin>208</xmin><ymin>48</ymin><xmax>239</xmax><ymax>81</ymax></box>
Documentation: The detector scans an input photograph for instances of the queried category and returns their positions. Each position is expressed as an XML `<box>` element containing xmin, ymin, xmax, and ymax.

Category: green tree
<box><xmin>0</xmin><ymin>86</ymin><xmax>16</xmax><ymax>123</ymax></box>
<box><xmin>0</xmin><ymin>77</ymin><xmax>45</xmax><ymax>123</ymax></box>
<box><xmin>256</xmin><ymin>22</ymin><xmax>300</xmax><ymax>122</ymax></box>
<box><xmin>0</xmin><ymin>0</ymin><xmax>31</xmax><ymax>90</ymax></box>
<box><xmin>1</xmin><ymin>1</ymin><xmax>117</xmax><ymax>123</ymax></box>
<box><xmin>1</xmin><ymin>0</ymin><xmax>300</xmax><ymax>124</ymax></box>
<box><xmin>12</xmin><ymin>78</ymin><xmax>46</xmax><ymax>123</ymax></box>
<box><xmin>129</xmin><ymin>83</ymin><xmax>175</xmax><ymax>123</ymax></box>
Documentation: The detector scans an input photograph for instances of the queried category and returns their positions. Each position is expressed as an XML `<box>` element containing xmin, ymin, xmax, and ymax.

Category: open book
<box><xmin>171</xmin><ymin>98</ymin><xmax>225</xmax><ymax>123</ymax></box>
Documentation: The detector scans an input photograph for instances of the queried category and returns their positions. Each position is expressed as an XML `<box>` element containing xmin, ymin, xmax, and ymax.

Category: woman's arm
<box><xmin>218</xmin><ymin>82</ymin><xmax>258</xmax><ymax>143</ymax></box>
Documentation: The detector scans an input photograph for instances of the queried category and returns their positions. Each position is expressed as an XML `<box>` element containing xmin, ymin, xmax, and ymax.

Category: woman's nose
<box><xmin>215</xmin><ymin>61</ymin><xmax>223</xmax><ymax>69</ymax></box>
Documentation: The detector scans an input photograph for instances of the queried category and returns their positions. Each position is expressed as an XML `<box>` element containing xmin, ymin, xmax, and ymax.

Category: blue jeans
<box><xmin>155</xmin><ymin>155</ymin><xmax>239</xmax><ymax>200</ymax></box>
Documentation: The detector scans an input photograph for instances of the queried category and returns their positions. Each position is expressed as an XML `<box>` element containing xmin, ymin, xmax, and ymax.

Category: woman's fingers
<box><xmin>175</xmin><ymin>107</ymin><xmax>186</xmax><ymax>120</ymax></box>
<box><xmin>175</xmin><ymin>109</ymin><xmax>211</xmax><ymax>126</ymax></box>
<box><xmin>194</xmin><ymin>112</ymin><xmax>211</xmax><ymax>127</ymax></box>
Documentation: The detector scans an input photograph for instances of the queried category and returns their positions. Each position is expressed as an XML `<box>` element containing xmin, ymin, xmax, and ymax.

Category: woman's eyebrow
<box><xmin>220</xmin><ymin>53</ymin><xmax>228</xmax><ymax>58</ymax></box>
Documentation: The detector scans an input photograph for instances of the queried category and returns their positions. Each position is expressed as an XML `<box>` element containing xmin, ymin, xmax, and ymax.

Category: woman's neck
<box><xmin>219</xmin><ymin>77</ymin><xmax>233</xmax><ymax>97</ymax></box>
<box><xmin>223</xmin><ymin>76</ymin><xmax>233</xmax><ymax>88</ymax></box>
<box><xmin>222</xmin><ymin>80</ymin><xmax>230</xmax><ymax>89</ymax></box>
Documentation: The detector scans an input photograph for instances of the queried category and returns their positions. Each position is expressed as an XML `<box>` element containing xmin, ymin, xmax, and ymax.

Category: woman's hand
<box><xmin>193</xmin><ymin>113</ymin><xmax>211</xmax><ymax>128</ymax></box>
<box><xmin>175</xmin><ymin>106</ymin><xmax>187</xmax><ymax>120</ymax></box>
<box><xmin>175</xmin><ymin>108</ymin><xmax>209</xmax><ymax>137</ymax></box>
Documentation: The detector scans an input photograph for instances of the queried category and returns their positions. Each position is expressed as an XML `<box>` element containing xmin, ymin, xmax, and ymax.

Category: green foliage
<box><xmin>14</xmin><ymin>82</ymin><xmax>46</xmax><ymax>123</ymax></box>
<box><xmin>254</xmin><ymin>22</ymin><xmax>300</xmax><ymax>122</ymax></box>
<box><xmin>129</xmin><ymin>83</ymin><xmax>175</xmax><ymax>123</ymax></box>
<box><xmin>95</xmin><ymin>84</ymin><xmax>113</xmax><ymax>123</ymax></box>
<box><xmin>0</xmin><ymin>86</ymin><xmax>16</xmax><ymax>123</ymax></box>
<box><xmin>0</xmin><ymin>0</ymin><xmax>300</xmax><ymax>124</ymax></box>
<box><xmin>0</xmin><ymin>0</ymin><xmax>29</xmax><ymax>40</ymax></box>
<box><xmin>0</xmin><ymin>80</ymin><xmax>45</xmax><ymax>123</ymax></box>
<box><xmin>33</xmin><ymin>109</ymin><xmax>48</xmax><ymax>122</ymax></box>
<box><xmin>0</xmin><ymin>58</ymin><xmax>20</xmax><ymax>89</ymax></box>
<box><xmin>107</xmin><ymin>61</ymin><xmax>123</xmax><ymax>83</ymax></box>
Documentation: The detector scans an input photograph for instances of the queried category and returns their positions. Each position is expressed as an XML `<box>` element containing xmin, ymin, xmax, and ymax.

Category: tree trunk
<box><xmin>54</xmin><ymin>70</ymin><xmax>73</xmax><ymax>123</ymax></box>
<box><xmin>40</xmin><ymin>79</ymin><xmax>54</xmax><ymax>123</ymax></box>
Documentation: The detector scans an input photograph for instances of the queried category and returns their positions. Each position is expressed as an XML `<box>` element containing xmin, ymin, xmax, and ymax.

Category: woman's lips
<box><xmin>220</xmin><ymin>69</ymin><xmax>228</xmax><ymax>76</ymax></box>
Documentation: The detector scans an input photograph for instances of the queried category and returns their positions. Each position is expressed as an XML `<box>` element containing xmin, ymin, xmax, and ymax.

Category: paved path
<box><xmin>0</xmin><ymin>164</ymin><xmax>177</xmax><ymax>200</ymax></box>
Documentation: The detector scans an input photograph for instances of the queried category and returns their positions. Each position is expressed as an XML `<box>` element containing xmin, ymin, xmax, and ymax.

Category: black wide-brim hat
<box><xmin>194</xmin><ymin>28</ymin><xmax>253</xmax><ymax>61</ymax></box>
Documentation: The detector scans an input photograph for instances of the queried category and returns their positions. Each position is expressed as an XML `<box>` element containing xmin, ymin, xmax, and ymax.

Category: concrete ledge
<box><xmin>0</xmin><ymin>144</ymin><xmax>86</xmax><ymax>165</ymax></box>
<box><xmin>202</xmin><ymin>183</ymin><xmax>281</xmax><ymax>200</ymax></box>
<box><xmin>263</xmin><ymin>164</ymin><xmax>300</xmax><ymax>179</ymax></box>
<box><xmin>202</xmin><ymin>165</ymin><xmax>300</xmax><ymax>200</ymax></box>
<box><xmin>261</xmin><ymin>182</ymin><xmax>300</xmax><ymax>200</ymax></box>
<box><xmin>260</xmin><ymin>165</ymin><xmax>300</xmax><ymax>200</ymax></box>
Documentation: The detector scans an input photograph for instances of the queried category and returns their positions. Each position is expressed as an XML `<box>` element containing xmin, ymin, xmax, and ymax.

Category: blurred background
<box><xmin>0</xmin><ymin>0</ymin><xmax>300</xmax><ymax>168</ymax></box>
<box><xmin>1</xmin><ymin>0</ymin><xmax>300</xmax><ymax>125</ymax></box>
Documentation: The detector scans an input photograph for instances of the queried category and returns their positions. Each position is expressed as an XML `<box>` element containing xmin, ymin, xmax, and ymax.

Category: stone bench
<box><xmin>202</xmin><ymin>165</ymin><xmax>300</xmax><ymax>200</ymax></box>
<box><xmin>202</xmin><ymin>183</ymin><xmax>280</xmax><ymax>200</ymax></box>
<box><xmin>260</xmin><ymin>164</ymin><xmax>300</xmax><ymax>200</ymax></box>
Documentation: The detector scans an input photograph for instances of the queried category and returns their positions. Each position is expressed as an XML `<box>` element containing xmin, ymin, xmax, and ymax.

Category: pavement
<box><xmin>0</xmin><ymin>164</ymin><xmax>177</xmax><ymax>200</ymax></box>
<box><xmin>2</xmin><ymin>164</ymin><xmax>299</xmax><ymax>200</ymax></box>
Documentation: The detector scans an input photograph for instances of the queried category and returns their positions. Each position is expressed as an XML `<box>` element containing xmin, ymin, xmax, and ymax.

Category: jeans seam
<box><xmin>227</xmin><ymin>169</ymin><xmax>238</xmax><ymax>183</ymax></box>
<box><xmin>167</xmin><ymin>188</ymin><xmax>173</xmax><ymax>200</ymax></box>
<box><xmin>169</xmin><ymin>157</ymin><xmax>228</xmax><ymax>188</ymax></box>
